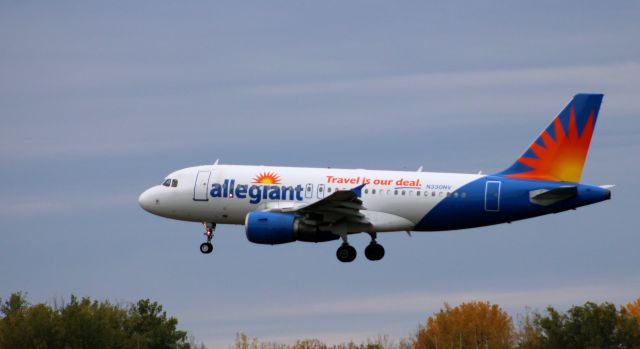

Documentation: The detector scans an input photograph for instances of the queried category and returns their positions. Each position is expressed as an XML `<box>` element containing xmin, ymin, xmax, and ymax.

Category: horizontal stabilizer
<box><xmin>529</xmin><ymin>186</ymin><xmax>577</xmax><ymax>206</ymax></box>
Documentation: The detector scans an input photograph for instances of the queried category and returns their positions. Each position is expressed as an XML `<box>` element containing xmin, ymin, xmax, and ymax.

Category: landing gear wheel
<box><xmin>199</xmin><ymin>222</ymin><xmax>216</xmax><ymax>255</ymax></box>
<box><xmin>336</xmin><ymin>243</ymin><xmax>357</xmax><ymax>263</ymax></box>
<box><xmin>365</xmin><ymin>242</ymin><xmax>385</xmax><ymax>261</ymax></box>
<box><xmin>200</xmin><ymin>242</ymin><xmax>213</xmax><ymax>254</ymax></box>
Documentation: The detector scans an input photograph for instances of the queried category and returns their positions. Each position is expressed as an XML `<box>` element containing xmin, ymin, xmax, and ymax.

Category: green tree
<box><xmin>0</xmin><ymin>292</ymin><xmax>63</xmax><ymax>349</ymax></box>
<box><xmin>0</xmin><ymin>292</ymin><xmax>195</xmax><ymax>349</ymax></box>
<box><xmin>533</xmin><ymin>301</ymin><xmax>640</xmax><ymax>349</ymax></box>
<box><xmin>58</xmin><ymin>295</ymin><xmax>129</xmax><ymax>349</ymax></box>
<box><xmin>125</xmin><ymin>298</ymin><xmax>189</xmax><ymax>349</ymax></box>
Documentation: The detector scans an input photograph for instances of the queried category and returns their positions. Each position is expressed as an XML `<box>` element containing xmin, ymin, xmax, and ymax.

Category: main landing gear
<box><xmin>336</xmin><ymin>243</ymin><xmax>357</xmax><ymax>263</ymax></box>
<box><xmin>364</xmin><ymin>233</ymin><xmax>385</xmax><ymax>261</ymax></box>
<box><xmin>199</xmin><ymin>222</ymin><xmax>215</xmax><ymax>254</ymax></box>
<box><xmin>335</xmin><ymin>232</ymin><xmax>385</xmax><ymax>262</ymax></box>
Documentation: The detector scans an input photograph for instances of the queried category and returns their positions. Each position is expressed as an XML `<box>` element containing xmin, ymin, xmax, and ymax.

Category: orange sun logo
<box><xmin>252</xmin><ymin>171</ymin><xmax>281</xmax><ymax>185</ymax></box>
<box><xmin>507</xmin><ymin>107</ymin><xmax>595</xmax><ymax>183</ymax></box>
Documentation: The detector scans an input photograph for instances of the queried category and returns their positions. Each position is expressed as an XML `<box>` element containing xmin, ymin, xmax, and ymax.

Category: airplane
<box><xmin>139</xmin><ymin>93</ymin><xmax>612</xmax><ymax>262</ymax></box>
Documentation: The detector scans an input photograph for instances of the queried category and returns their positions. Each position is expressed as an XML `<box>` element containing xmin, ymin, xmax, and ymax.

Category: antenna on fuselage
<box><xmin>417</xmin><ymin>166</ymin><xmax>423</xmax><ymax>172</ymax></box>
<box><xmin>213</xmin><ymin>159</ymin><xmax>219</xmax><ymax>166</ymax></box>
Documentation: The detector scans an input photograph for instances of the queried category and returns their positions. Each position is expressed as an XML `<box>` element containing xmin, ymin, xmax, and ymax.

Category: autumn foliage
<box><xmin>2</xmin><ymin>292</ymin><xmax>640</xmax><ymax>349</ymax></box>
<box><xmin>625</xmin><ymin>298</ymin><xmax>640</xmax><ymax>324</ymax></box>
<box><xmin>414</xmin><ymin>298</ymin><xmax>640</xmax><ymax>349</ymax></box>
<box><xmin>415</xmin><ymin>301</ymin><xmax>513</xmax><ymax>349</ymax></box>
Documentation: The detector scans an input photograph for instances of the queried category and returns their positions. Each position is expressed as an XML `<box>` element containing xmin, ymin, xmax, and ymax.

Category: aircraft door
<box><xmin>317</xmin><ymin>184</ymin><xmax>325</xmax><ymax>199</ymax></box>
<box><xmin>305</xmin><ymin>183</ymin><xmax>313</xmax><ymax>199</ymax></box>
<box><xmin>484</xmin><ymin>181</ymin><xmax>501</xmax><ymax>212</ymax></box>
<box><xmin>194</xmin><ymin>171</ymin><xmax>211</xmax><ymax>201</ymax></box>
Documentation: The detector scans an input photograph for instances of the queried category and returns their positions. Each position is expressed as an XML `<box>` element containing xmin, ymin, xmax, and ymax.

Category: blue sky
<box><xmin>1</xmin><ymin>1</ymin><xmax>639</xmax><ymax>346</ymax></box>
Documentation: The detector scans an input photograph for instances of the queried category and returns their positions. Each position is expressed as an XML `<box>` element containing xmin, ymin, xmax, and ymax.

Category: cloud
<box><xmin>0</xmin><ymin>193</ymin><xmax>135</xmax><ymax>217</ymax></box>
<box><xmin>3</xmin><ymin>62</ymin><xmax>639</xmax><ymax>160</ymax></box>
<box><xmin>245</xmin><ymin>62</ymin><xmax>640</xmax><ymax>101</ymax></box>
<box><xmin>189</xmin><ymin>277</ymin><xmax>640</xmax><ymax>323</ymax></box>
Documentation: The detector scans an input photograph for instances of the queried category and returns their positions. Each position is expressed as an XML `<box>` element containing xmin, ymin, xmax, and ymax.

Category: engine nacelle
<box><xmin>244</xmin><ymin>211</ymin><xmax>339</xmax><ymax>245</ymax></box>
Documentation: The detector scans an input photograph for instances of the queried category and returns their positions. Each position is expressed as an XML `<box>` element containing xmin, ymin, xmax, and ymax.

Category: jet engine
<box><xmin>244</xmin><ymin>211</ymin><xmax>338</xmax><ymax>244</ymax></box>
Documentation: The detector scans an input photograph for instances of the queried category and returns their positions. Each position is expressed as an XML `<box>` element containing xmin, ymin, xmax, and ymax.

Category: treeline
<box><xmin>234</xmin><ymin>298</ymin><xmax>640</xmax><ymax>349</ymax></box>
<box><xmin>2</xmin><ymin>292</ymin><xmax>640</xmax><ymax>349</ymax></box>
<box><xmin>415</xmin><ymin>299</ymin><xmax>640</xmax><ymax>349</ymax></box>
<box><xmin>0</xmin><ymin>292</ymin><xmax>201</xmax><ymax>349</ymax></box>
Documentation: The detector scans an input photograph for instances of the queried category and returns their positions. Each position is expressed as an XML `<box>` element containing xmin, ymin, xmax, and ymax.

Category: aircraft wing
<box><xmin>272</xmin><ymin>184</ymin><xmax>370</xmax><ymax>228</ymax></box>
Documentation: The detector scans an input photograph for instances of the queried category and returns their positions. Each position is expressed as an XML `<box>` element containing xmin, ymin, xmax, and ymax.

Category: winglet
<box><xmin>350</xmin><ymin>184</ymin><xmax>366</xmax><ymax>198</ymax></box>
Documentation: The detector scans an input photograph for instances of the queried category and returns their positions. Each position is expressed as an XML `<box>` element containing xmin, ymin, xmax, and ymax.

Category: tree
<box><xmin>125</xmin><ymin>298</ymin><xmax>190</xmax><ymax>349</ymax></box>
<box><xmin>0</xmin><ymin>292</ymin><xmax>195</xmax><ymax>349</ymax></box>
<box><xmin>624</xmin><ymin>298</ymin><xmax>640</xmax><ymax>324</ymax></box>
<box><xmin>0</xmin><ymin>292</ymin><xmax>63</xmax><ymax>349</ymax></box>
<box><xmin>533</xmin><ymin>301</ymin><xmax>640</xmax><ymax>349</ymax></box>
<box><xmin>415</xmin><ymin>301</ymin><xmax>514</xmax><ymax>349</ymax></box>
<box><xmin>514</xmin><ymin>308</ymin><xmax>541</xmax><ymax>349</ymax></box>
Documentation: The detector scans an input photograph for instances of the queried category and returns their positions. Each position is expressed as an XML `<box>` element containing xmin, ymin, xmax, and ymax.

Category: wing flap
<box><xmin>294</xmin><ymin>184</ymin><xmax>371</xmax><ymax>227</ymax></box>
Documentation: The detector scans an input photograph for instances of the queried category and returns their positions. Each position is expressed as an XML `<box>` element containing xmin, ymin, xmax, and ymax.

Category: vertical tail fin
<box><xmin>498</xmin><ymin>93</ymin><xmax>603</xmax><ymax>183</ymax></box>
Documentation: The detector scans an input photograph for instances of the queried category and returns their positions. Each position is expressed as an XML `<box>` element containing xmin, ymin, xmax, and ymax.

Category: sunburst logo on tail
<box><xmin>506</xmin><ymin>107</ymin><xmax>595</xmax><ymax>183</ymax></box>
<box><xmin>252</xmin><ymin>171</ymin><xmax>281</xmax><ymax>184</ymax></box>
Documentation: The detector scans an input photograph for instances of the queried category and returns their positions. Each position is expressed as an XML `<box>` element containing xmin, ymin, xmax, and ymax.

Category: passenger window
<box><xmin>394</xmin><ymin>190</ymin><xmax>398</xmax><ymax>195</ymax></box>
<box><xmin>171</xmin><ymin>179</ymin><xmax>178</xmax><ymax>187</ymax></box>
<box><xmin>461</xmin><ymin>192</ymin><xmax>467</xmax><ymax>198</ymax></box>
<box><xmin>453</xmin><ymin>192</ymin><xmax>459</xmax><ymax>198</ymax></box>
<box><xmin>372</xmin><ymin>189</ymin><xmax>376</xmax><ymax>194</ymax></box>
<box><xmin>401</xmin><ymin>190</ymin><xmax>406</xmax><ymax>196</ymax></box>
<box><xmin>328</xmin><ymin>188</ymin><xmax>332</xmax><ymax>193</ymax></box>
<box><xmin>416</xmin><ymin>191</ymin><xmax>420</xmax><ymax>196</ymax></box>
<box><xmin>432</xmin><ymin>191</ymin><xmax>436</xmax><ymax>197</ymax></box>
<box><xmin>364</xmin><ymin>189</ymin><xmax>369</xmax><ymax>194</ymax></box>
<box><xmin>163</xmin><ymin>179</ymin><xmax>171</xmax><ymax>187</ymax></box>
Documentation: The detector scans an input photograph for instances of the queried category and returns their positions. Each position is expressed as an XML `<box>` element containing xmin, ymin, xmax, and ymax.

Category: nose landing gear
<box><xmin>199</xmin><ymin>222</ymin><xmax>215</xmax><ymax>254</ymax></box>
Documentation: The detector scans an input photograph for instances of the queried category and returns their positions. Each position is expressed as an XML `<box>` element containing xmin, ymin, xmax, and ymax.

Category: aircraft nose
<box><xmin>138</xmin><ymin>188</ymin><xmax>157</xmax><ymax>213</ymax></box>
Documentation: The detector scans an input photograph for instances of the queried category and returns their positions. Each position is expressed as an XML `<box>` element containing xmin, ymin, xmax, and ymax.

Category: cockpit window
<box><xmin>171</xmin><ymin>179</ymin><xmax>178</xmax><ymax>187</ymax></box>
<box><xmin>162</xmin><ymin>179</ymin><xmax>171</xmax><ymax>187</ymax></box>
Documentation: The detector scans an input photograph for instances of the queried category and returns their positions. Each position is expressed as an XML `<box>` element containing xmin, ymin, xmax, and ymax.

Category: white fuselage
<box><xmin>138</xmin><ymin>164</ymin><xmax>483</xmax><ymax>233</ymax></box>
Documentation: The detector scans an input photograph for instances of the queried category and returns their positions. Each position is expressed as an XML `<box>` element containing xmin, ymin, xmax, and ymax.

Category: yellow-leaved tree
<box><xmin>415</xmin><ymin>301</ymin><xmax>514</xmax><ymax>349</ymax></box>
<box><xmin>624</xmin><ymin>298</ymin><xmax>640</xmax><ymax>324</ymax></box>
